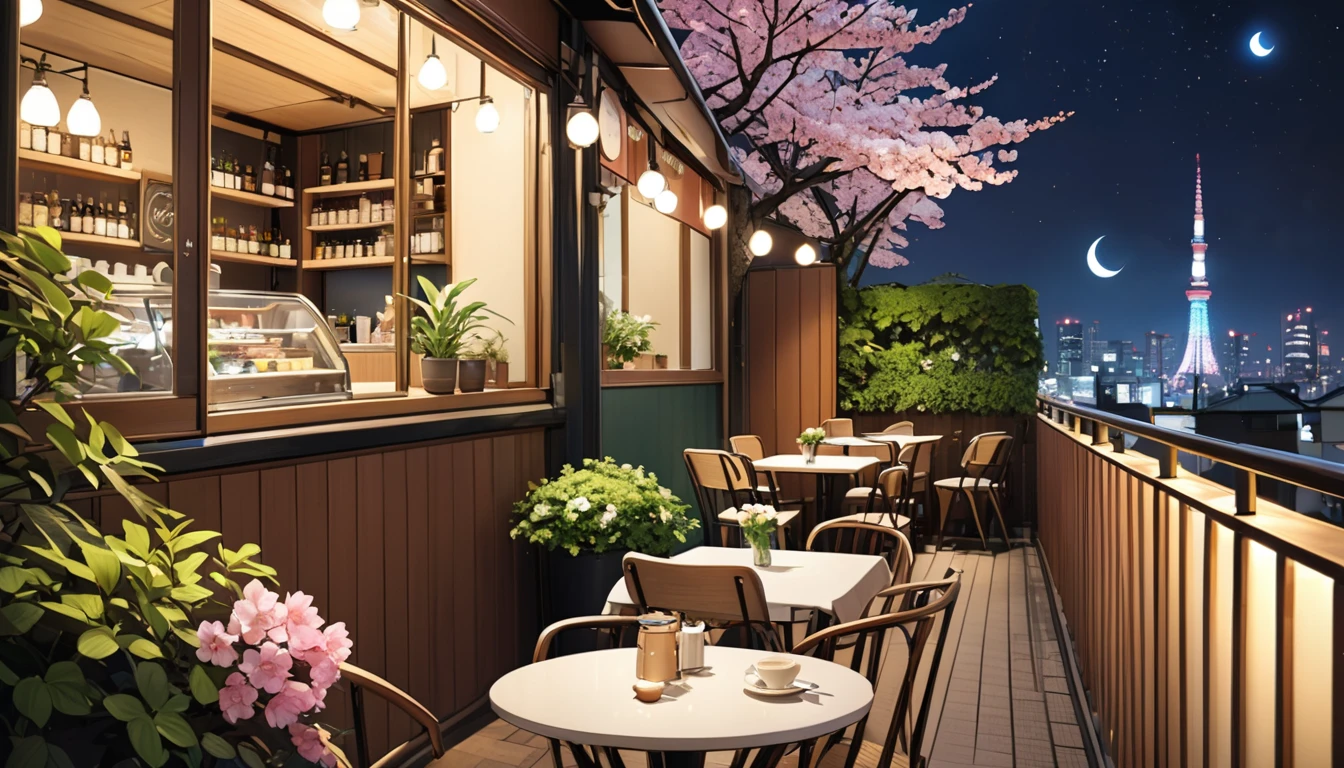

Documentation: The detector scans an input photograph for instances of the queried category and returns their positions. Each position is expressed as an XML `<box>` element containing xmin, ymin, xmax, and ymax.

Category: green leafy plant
<box><xmin>839</xmin><ymin>283</ymin><xmax>1044</xmax><ymax>415</ymax></box>
<box><xmin>402</xmin><ymin>276</ymin><xmax>510</xmax><ymax>360</ymax></box>
<box><xmin>602</xmin><ymin>310</ymin><xmax>656</xmax><ymax>369</ymax></box>
<box><xmin>0</xmin><ymin>227</ymin><xmax>350</xmax><ymax>767</ymax></box>
<box><xmin>510</xmin><ymin>457</ymin><xmax>699</xmax><ymax>557</ymax></box>
<box><xmin>796</xmin><ymin>427</ymin><xmax>825</xmax><ymax>447</ymax></box>
<box><xmin>478</xmin><ymin>330</ymin><xmax>510</xmax><ymax>364</ymax></box>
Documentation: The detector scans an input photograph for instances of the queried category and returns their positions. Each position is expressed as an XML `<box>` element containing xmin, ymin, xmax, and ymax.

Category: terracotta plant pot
<box><xmin>488</xmin><ymin>360</ymin><xmax>509</xmax><ymax>388</ymax></box>
<box><xmin>458</xmin><ymin>359</ymin><xmax>487</xmax><ymax>392</ymax></box>
<box><xmin>655</xmin><ymin>355</ymin><xmax>668</xmax><ymax>370</ymax></box>
<box><xmin>420</xmin><ymin>357</ymin><xmax>458</xmax><ymax>394</ymax></box>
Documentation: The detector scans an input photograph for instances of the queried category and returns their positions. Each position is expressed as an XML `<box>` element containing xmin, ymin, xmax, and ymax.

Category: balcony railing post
<box><xmin>1235</xmin><ymin>469</ymin><xmax>1258</xmax><ymax>515</ymax></box>
<box><xmin>1092</xmin><ymin>422</ymin><xmax>1110</xmax><ymax>446</ymax></box>
<box><xmin>1158</xmin><ymin>445</ymin><xmax>1178</xmax><ymax>479</ymax></box>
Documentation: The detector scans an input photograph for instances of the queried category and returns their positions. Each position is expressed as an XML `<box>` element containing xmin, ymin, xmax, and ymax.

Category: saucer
<box><xmin>743</xmin><ymin>671</ymin><xmax>806</xmax><ymax>697</ymax></box>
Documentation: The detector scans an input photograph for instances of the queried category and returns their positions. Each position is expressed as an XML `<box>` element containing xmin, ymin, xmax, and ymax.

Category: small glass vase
<box><xmin>800</xmin><ymin>443</ymin><xmax>818</xmax><ymax>464</ymax></box>
<box><xmin>750</xmin><ymin>537</ymin><xmax>772</xmax><ymax>568</ymax></box>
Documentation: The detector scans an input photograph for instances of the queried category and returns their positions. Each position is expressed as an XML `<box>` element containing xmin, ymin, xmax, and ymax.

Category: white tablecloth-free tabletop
<box><xmin>605</xmin><ymin>546</ymin><xmax>892</xmax><ymax>624</ymax></box>
<box><xmin>859</xmin><ymin>433</ymin><xmax>944</xmax><ymax>447</ymax></box>
<box><xmin>490</xmin><ymin>647</ymin><xmax>873</xmax><ymax>752</ymax></box>
<box><xmin>752</xmin><ymin>454</ymin><xmax>879</xmax><ymax>475</ymax></box>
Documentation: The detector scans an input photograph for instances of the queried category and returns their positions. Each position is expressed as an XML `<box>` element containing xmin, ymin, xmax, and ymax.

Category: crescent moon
<box><xmin>1087</xmin><ymin>236</ymin><xmax>1123</xmax><ymax>278</ymax></box>
<box><xmin>1250</xmin><ymin>32</ymin><xmax>1274</xmax><ymax>57</ymax></box>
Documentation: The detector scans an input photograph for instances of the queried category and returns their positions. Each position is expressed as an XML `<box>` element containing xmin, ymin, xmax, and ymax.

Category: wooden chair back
<box><xmin>729</xmin><ymin>434</ymin><xmax>767</xmax><ymax>461</ymax></box>
<box><xmin>806</xmin><ymin>520</ymin><xmax>914</xmax><ymax>588</ymax></box>
<box><xmin>684</xmin><ymin>449</ymin><xmax>760</xmax><ymax>545</ymax></box>
<box><xmin>621</xmin><ymin>553</ymin><xmax>780</xmax><ymax>649</ymax></box>
<box><xmin>822</xmin><ymin>418</ymin><xmax>854</xmax><ymax>437</ymax></box>
<box><xmin>341</xmin><ymin>662</ymin><xmax>445</xmax><ymax>768</ymax></box>
<box><xmin>882</xmin><ymin>421</ymin><xmax>915</xmax><ymax>436</ymax></box>
<box><xmin>847</xmin><ymin>442</ymin><xmax>893</xmax><ymax>486</ymax></box>
<box><xmin>791</xmin><ymin>575</ymin><xmax>962</xmax><ymax>768</ymax></box>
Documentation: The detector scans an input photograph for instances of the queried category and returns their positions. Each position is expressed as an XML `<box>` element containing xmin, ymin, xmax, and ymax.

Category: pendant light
<box><xmin>702</xmin><ymin>204</ymin><xmax>727</xmax><ymax>230</ymax></box>
<box><xmin>20</xmin><ymin>58</ymin><xmax>59</xmax><ymax>128</ymax></box>
<box><xmin>636</xmin><ymin>139</ymin><xmax>667</xmax><ymax>199</ymax></box>
<box><xmin>66</xmin><ymin>80</ymin><xmax>101</xmax><ymax>137</ymax></box>
<box><xmin>322</xmin><ymin>0</ymin><xmax>360</xmax><ymax>31</ymax></box>
<box><xmin>565</xmin><ymin>96</ymin><xmax>599</xmax><ymax>148</ymax></box>
<box><xmin>794</xmin><ymin>243</ymin><xmax>817</xmax><ymax>266</ymax></box>
<box><xmin>19</xmin><ymin>0</ymin><xmax>42</xmax><ymax>27</ymax></box>
<box><xmin>748</xmin><ymin>229</ymin><xmax>773</xmax><ymax>257</ymax></box>
<box><xmin>474</xmin><ymin>62</ymin><xmax>498</xmax><ymax>134</ymax></box>
<box><xmin>417</xmin><ymin>37</ymin><xmax>448</xmax><ymax>91</ymax></box>
<box><xmin>654</xmin><ymin>189</ymin><xmax>678</xmax><ymax>214</ymax></box>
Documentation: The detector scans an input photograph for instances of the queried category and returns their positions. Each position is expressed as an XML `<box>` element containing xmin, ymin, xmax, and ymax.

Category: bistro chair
<box><xmin>806</xmin><ymin>520</ymin><xmax>915</xmax><ymax>590</ymax></box>
<box><xmin>531</xmin><ymin>616</ymin><xmax>643</xmax><ymax>768</ymax></box>
<box><xmin>340</xmin><ymin>662</ymin><xmax>445</xmax><ymax>768</ymax></box>
<box><xmin>897</xmin><ymin>440</ymin><xmax>938</xmax><ymax>547</ymax></box>
<box><xmin>835</xmin><ymin>464</ymin><xmax>915</xmax><ymax>535</ymax></box>
<box><xmin>933</xmin><ymin>432</ymin><xmax>1014</xmax><ymax>550</ymax></box>
<box><xmin>621</xmin><ymin>552</ymin><xmax>782</xmax><ymax>651</ymax></box>
<box><xmin>881</xmin><ymin>421</ymin><xmax>915</xmax><ymax>436</ymax></box>
<box><xmin>821</xmin><ymin>418</ymin><xmax>855</xmax><ymax>437</ymax></box>
<box><xmin>729</xmin><ymin>435</ymin><xmax>809</xmax><ymax>509</ymax></box>
<box><xmin>684</xmin><ymin>448</ymin><xmax>801</xmax><ymax>548</ymax></box>
<box><xmin>789</xmin><ymin>575</ymin><xmax>962</xmax><ymax>768</ymax></box>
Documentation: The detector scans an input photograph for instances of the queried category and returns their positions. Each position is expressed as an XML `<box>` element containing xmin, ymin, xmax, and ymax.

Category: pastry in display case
<box><xmin>207</xmin><ymin>291</ymin><xmax>351</xmax><ymax>412</ymax></box>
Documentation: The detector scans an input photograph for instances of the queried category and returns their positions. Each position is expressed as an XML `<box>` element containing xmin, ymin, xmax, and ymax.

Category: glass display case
<box><xmin>206</xmin><ymin>291</ymin><xmax>351</xmax><ymax>412</ymax></box>
<box><xmin>78</xmin><ymin>290</ymin><xmax>176</xmax><ymax>397</ymax></box>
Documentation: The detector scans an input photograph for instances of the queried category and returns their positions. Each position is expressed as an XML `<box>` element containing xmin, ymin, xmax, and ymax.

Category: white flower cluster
<box><xmin>796</xmin><ymin>426</ymin><xmax>826</xmax><ymax>445</ymax></box>
<box><xmin>733</xmin><ymin>503</ymin><xmax>778</xmax><ymax>527</ymax></box>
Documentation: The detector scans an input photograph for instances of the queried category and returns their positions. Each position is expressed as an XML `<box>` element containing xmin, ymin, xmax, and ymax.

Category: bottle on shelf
<box><xmin>103</xmin><ymin>130</ymin><xmax>118</xmax><ymax>167</ymax></box>
<box><xmin>280</xmin><ymin>238</ymin><xmax>292</xmax><ymax>260</ymax></box>
<box><xmin>78</xmin><ymin>135</ymin><xmax>91</xmax><ymax>163</ymax></box>
<box><xmin>244</xmin><ymin>165</ymin><xmax>257</xmax><ymax>194</ymax></box>
<box><xmin>32</xmin><ymin>122</ymin><xmax>47</xmax><ymax>153</ymax></box>
<box><xmin>70</xmin><ymin>193</ymin><xmax>84</xmax><ymax>233</ymax></box>
<box><xmin>232</xmin><ymin>155</ymin><xmax>242</xmax><ymax>191</ymax></box>
<box><xmin>283</xmin><ymin>168</ymin><xmax>295</xmax><ymax>200</ymax></box>
<box><xmin>61</xmin><ymin>131</ymin><xmax>76</xmax><ymax>159</ymax></box>
<box><xmin>128</xmin><ymin>213</ymin><xmax>138</xmax><ymax>241</ymax></box>
<box><xmin>93</xmin><ymin>199</ymin><xmax>106</xmax><ymax>236</ymax></box>
<box><xmin>427</xmin><ymin>138</ymin><xmax>444</xmax><ymax>175</ymax></box>
<box><xmin>311</xmin><ymin>203</ymin><xmax>322</xmax><ymax>228</ymax></box>
<box><xmin>315</xmin><ymin>239</ymin><xmax>326</xmax><ymax>260</ymax></box>
<box><xmin>336</xmin><ymin>204</ymin><xmax>349</xmax><ymax>226</ymax></box>
<box><xmin>211</xmin><ymin>217</ymin><xmax>226</xmax><ymax>251</ymax></box>
<box><xmin>335</xmin><ymin>151</ymin><xmax>350</xmax><ymax>185</ymax></box>
<box><xmin>211</xmin><ymin>155</ymin><xmax>223</xmax><ymax>188</ymax></box>
<box><xmin>32</xmin><ymin>185</ymin><xmax>49</xmax><ymax>228</ymax></box>
<box><xmin>47</xmin><ymin>123</ymin><xmax>62</xmax><ymax>156</ymax></box>
<box><xmin>91</xmin><ymin>134</ymin><xmax>104</xmax><ymax>165</ymax></box>
<box><xmin>81</xmin><ymin>199</ymin><xmax>94</xmax><ymax>235</ymax></box>
<box><xmin>319</xmin><ymin>151</ymin><xmax>333</xmax><ymax>186</ymax></box>
<box><xmin>370</xmin><ymin>193</ymin><xmax>383</xmax><ymax>223</ymax></box>
<box><xmin>19</xmin><ymin>120</ymin><xmax>31</xmax><ymax>150</ymax></box>
<box><xmin>374</xmin><ymin>232</ymin><xmax>387</xmax><ymax>257</ymax></box>
<box><xmin>116</xmin><ymin>199</ymin><xmax>129</xmax><ymax>239</ymax></box>
<box><xmin>18</xmin><ymin>193</ymin><xmax>32</xmax><ymax>228</ymax></box>
<box><xmin>262</xmin><ymin>146</ymin><xmax>277</xmax><ymax>197</ymax></box>
<box><xmin>48</xmin><ymin>189</ymin><xmax>62</xmax><ymax>231</ymax></box>
<box><xmin>227</xmin><ymin>225</ymin><xmax>239</xmax><ymax>253</ymax></box>
<box><xmin>248</xmin><ymin>225</ymin><xmax>260</xmax><ymax>254</ymax></box>
<box><xmin>358</xmin><ymin>153</ymin><xmax>368</xmax><ymax>182</ymax></box>
<box><xmin>358</xmin><ymin>193</ymin><xmax>371</xmax><ymax>224</ymax></box>
<box><xmin>382</xmin><ymin>196</ymin><xmax>394</xmax><ymax>222</ymax></box>
<box><xmin>119</xmin><ymin>131</ymin><xmax>133</xmax><ymax>172</ymax></box>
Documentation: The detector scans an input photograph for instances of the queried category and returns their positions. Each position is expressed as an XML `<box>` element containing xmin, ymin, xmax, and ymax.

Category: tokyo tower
<box><xmin>1175</xmin><ymin>155</ymin><xmax>1223</xmax><ymax>390</ymax></box>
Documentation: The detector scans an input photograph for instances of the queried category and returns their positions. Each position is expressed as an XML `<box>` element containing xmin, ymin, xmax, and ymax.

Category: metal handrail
<box><xmin>1037</xmin><ymin>396</ymin><xmax>1344</xmax><ymax>509</ymax></box>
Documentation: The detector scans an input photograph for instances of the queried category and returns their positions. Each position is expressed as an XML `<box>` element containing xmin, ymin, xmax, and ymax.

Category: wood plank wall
<box><xmin>71</xmin><ymin>429</ymin><xmax>547</xmax><ymax>762</ymax></box>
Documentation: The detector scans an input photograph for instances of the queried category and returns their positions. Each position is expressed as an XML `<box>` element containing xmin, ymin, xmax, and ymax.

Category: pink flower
<box><xmin>232</xmin><ymin>579</ymin><xmax>289</xmax><ymax>644</ymax></box>
<box><xmin>219</xmin><ymin>672</ymin><xmax>257</xmax><ymax>724</ymax></box>
<box><xmin>238</xmin><ymin>642</ymin><xmax>293</xmax><ymax>695</ymax></box>
<box><xmin>308</xmin><ymin>656</ymin><xmax>341</xmax><ymax>693</ymax></box>
<box><xmin>287</xmin><ymin>624</ymin><xmax>326</xmax><ymax>663</ymax></box>
<box><xmin>289</xmin><ymin>724</ymin><xmax>338</xmax><ymax>767</ymax></box>
<box><xmin>265</xmin><ymin>681</ymin><xmax>316</xmax><ymax>729</ymax></box>
<box><xmin>283</xmin><ymin>591</ymin><xmax>324</xmax><ymax>634</ymax></box>
<box><xmin>321</xmin><ymin>622</ymin><xmax>353</xmax><ymax>665</ymax></box>
<box><xmin>195</xmin><ymin>620</ymin><xmax>239</xmax><ymax>668</ymax></box>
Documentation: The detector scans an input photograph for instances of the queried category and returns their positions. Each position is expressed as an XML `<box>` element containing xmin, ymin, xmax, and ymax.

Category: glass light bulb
<box><xmin>702</xmin><ymin>204</ymin><xmax>727</xmax><ymax>230</ymax></box>
<box><xmin>654</xmin><ymin>189</ymin><xmax>678</xmax><ymax>214</ymax></box>
<box><xmin>66</xmin><ymin>94</ymin><xmax>101</xmax><ymax>137</ymax></box>
<box><xmin>566</xmin><ymin>110</ymin><xmax>599</xmax><ymax>148</ymax></box>
<box><xmin>322</xmin><ymin>0</ymin><xmax>360</xmax><ymax>31</ymax></box>
<box><xmin>475</xmin><ymin>101</ymin><xmax>500</xmax><ymax>134</ymax></box>
<box><xmin>748</xmin><ymin>230</ymin><xmax>773</xmax><ymax>257</ymax></box>
<box><xmin>636</xmin><ymin>169</ymin><xmax>667</xmax><ymax>199</ymax></box>
<box><xmin>794</xmin><ymin>243</ymin><xmax>817</xmax><ymax>266</ymax></box>
<box><xmin>20</xmin><ymin>81</ymin><xmax>59</xmax><ymax>128</ymax></box>
<box><xmin>19</xmin><ymin>0</ymin><xmax>42</xmax><ymax>27</ymax></box>
<box><xmin>417</xmin><ymin>54</ymin><xmax>448</xmax><ymax>91</ymax></box>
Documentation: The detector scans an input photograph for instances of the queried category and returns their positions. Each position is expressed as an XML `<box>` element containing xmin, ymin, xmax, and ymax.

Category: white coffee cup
<box><xmin>754</xmin><ymin>657</ymin><xmax>800</xmax><ymax>689</ymax></box>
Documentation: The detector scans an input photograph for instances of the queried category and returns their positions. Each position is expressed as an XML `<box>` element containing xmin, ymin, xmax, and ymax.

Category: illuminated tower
<box><xmin>1175</xmin><ymin>155</ymin><xmax>1223</xmax><ymax>389</ymax></box>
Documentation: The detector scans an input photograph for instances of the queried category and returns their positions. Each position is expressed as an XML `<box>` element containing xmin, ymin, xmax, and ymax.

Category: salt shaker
<box><xmin>678</xmin><ymin>621</ymin><xmax>705</xmax><ymax>673</ymax></box>
<box><xmin>636</xmin><ymin>613</ymin><xmax>680</xmax><ymax>683</ymax></box>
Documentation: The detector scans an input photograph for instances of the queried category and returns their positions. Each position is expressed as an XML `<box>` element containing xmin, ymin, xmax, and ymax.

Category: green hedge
<box><xmin>839</xmin><ymin>283</ymin><xmax>1044</xmax><ymax>415</ymax></box>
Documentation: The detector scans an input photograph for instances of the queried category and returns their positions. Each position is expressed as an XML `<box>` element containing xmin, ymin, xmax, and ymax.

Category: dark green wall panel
<box><xmin>601</xmin><ymin>384</ymin><xmax>722</xmax><ymax>548</ymax></box>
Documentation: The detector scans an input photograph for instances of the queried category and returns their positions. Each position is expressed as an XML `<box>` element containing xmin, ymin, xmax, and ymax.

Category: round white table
<box><xmin>490</xmin><ymin>646</ymin><xmax>873</xmax><ymax>766</ymax></box>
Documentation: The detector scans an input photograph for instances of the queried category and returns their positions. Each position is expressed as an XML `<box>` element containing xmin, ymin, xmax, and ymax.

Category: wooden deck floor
<box><xmin>430</xmin><ymin>548</ymin><xmax>1095</xmax><ymax>768</ymax></box>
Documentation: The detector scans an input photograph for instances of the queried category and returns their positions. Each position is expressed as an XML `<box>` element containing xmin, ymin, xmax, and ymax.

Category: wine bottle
<box><xmin>48</xmin><ymin>189</ymin><xmax>61</xmax><ymax>231</ymax></box>
<box><xmin>105</xmin><ymin>130</ymin><xmax>120</xmax><ymax>167</ymax></box>
<box><xmin>116</xmin><ymin>199</ymin><xmax>129</xmax><ymax>239</ymax></box>
<box><xmin>335</xmin><ymin>151</ymin><xmax>349</xmax><ymax>185</ymax></box>
<box><xmin>17</xmin><ymin>193</ymin><xmax>32</xmax><ymax>227</ymax></box>
<box><xmin>70</xmin><ymin>193</ymin><xmax>84</xmax><ymax>233</ymax></box>
<box><xmin>262</xmin><ymin>145</ymin><xmax>277</xmax><ymax>197</ymax></box>
<box><xmin>119</xmin><ymin>130</ymin><xmax>133</xmax><ymax>171</ymax></box>
<box><xmin>92</xmin><ymin>200</ymin><xmax>105</xmax><ymax>236</ymax></box>
<box><xmin>81</xmin><ymin>201</ymin><xmax>94</xmax><ymax>235</ymax></box>
<box><xmin>319</xmin><ymin>151</ymin><xmax>332</xmax><ymax>186</ymax></box>
<box><xmin>283</xmin><ymin>168</ymin><xmax>295</xmax><ymax>200</ymax></box>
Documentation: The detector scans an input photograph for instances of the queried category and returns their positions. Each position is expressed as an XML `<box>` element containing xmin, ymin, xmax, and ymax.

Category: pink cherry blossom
<box><xmin>219</xmin><ymin>672</ymin><xmax>258</xmax><ymax>724</ymax></box>
<box><xmin>195</xmin><ymin>620</ymin><xmax>239</xmax><ymax>668</ymax></box>
<box><xmin>287</xmin><ymin>624</ymin><xmax>326</xmax><ymax>663</ymax></box>
<box><xmin>232</xmin><ymin>579</ymin><xmax>289</xmax><ymax>644</ymax></box>
<box><xmin>265</xmin><ymin>681</ymin><xmax>317</xmax><ymax>729</ymax></box>
<box><xmin>238</xmin><ymin>641</ymin><xmax>293</xmax><ymax>695</ymax></box>
<box><xmin>308</xmin><ymin>655</ymin><xmax>341</xmax><ymax>694</ymax></box>
<box><xmin>321</xmin><ymin>622</ymin><xmax>353</xmax><ymax>665</ymax></box>
<box><xmin>283</xmin><ymin>591</ymin><xmax>324</xmax><ymax>634</ymax></box>
<box><xmin>289</xmin><ymin>724</ymin><xmax>338</xmax><ymax>767</ymax></box>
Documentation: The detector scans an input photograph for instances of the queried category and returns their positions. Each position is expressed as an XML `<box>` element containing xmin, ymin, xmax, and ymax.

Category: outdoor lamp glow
<box><xmin>417</xmin><ymin>39</ymin><xmax>448</xmax><ymax>91</ymax></box>
<box><xmin>636</xmin><ymin>168</ymin><xmax>667</xmax><ymax>199</ymax></box>
<box><xmin>20</xmin><ymin>66</ymin><xmax>59</xmax><ymax>128</ymax></box>
<box><xmin>475</xmin><ymin>99</ymin><xmax>500</xmax><ymax>134</ymax></box>
<box><xmin>794</xmin><ymin>243</ymin><xmax>817</xmax><ymax>266</ymax></box>
<box><xmin>654</xmin><ymin>189</ymin><xmax>678</xmax><ymax>214</ymax></box>
<box><xmin>702</xmin><ymin>204</ymin><xmax>727</xmax><ymax>230</ymax></box>
<box><xmin>748</xmin><ymin>229</ymin><xmax>773</xmax><ymax>257</ymax></box>
<box><xmin>20</xmin><ymin>0</ymin><xmax>42</xmax><ymax>27</ymax></box>
<box><xmin>565</xmin><ymin>105</ymin><xmax>599</xmax><ymax>148</ymax></box>
<box><xmin>322</xmin><ymin>0</ymin><xmax>360</xmax><ymax>31</ymax></box>
<box><xmin>66</xmin><ymin>88</ymin><xmax>101</xmax><ymax>137</ymax></box>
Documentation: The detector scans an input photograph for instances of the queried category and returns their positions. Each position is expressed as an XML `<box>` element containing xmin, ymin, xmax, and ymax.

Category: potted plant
<box><xmin>481</xmin><ymin>330</ymin><xmax>510</xmax><ymax>388</ymax></box>
<box><xmin>457</xmin><ymin>341</ymin><xmax>487</xmax><ymax>393</ymax></box>
<box><xmin>402</xmin><ymin>276</ymin><xmax>509</xmax><ymax>394</ymax></box>
<box><xmin>797</xmin><ymin>426</ymin><xmax>825</xmax><ymax>464</ymax></box>
<box><xmin>511</xmin><ymin>458</ymin><xmax>699</xmax><ymax>627</ymax></box>
<box><xmin>733</xmin><ymin>504</ymin><xmax>780</xmax><ymax>567</ymax></box>
<box><xmin>602</xmin><ymin>310</ymin><xmax>656</xmax><ymax>369</ymax></box>
<box><xmin>0</xmin><ymin>227</ymin><xmax>353</xmax><ymax>766</ymax></box>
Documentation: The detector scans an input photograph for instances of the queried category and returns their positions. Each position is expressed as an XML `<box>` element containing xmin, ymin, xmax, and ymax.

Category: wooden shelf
<box><xmin>302</xmin><ymin>178</ymin><xmax>394</xmax><ymax>197</ymax></box>
<box><xmin>19</xmin><ymin>148</ymin><xmax>142</xmax><ymax>183</ymax></box>
<box><xmin>413</xmin><ymin>171</ymin><xmax>445</xmax><ymax>179</ymax></box>
<box><xmin>60</xmin><ymin>231</ymin><xmax>142</xmax><ymax>249</ymax></box>
<box><xmin>413</xmin><ymin>210</ymin><xmax>444</xmax><ymax>218</ymax></box>
<box><xmin>212</xmin><ymin>186</ymin><xmax>295</xmax><ymax>208</ymax></box>
<box><xmin>211</xmin><ymin>250</ymin><xmax>296</xmax><ymax>267</ymax></box>
<box><xmin>306</xmin><ymin>221</ymin><xmax>394</xmax><ymax>232</ymax></box>
<box><xmin>412</xmin><ymin>252</ymin><xmax>449</xmax><ymax>264</ymax></box>
<box><xmin>302</xmin><ymin>255</ymin><xmax>394</xmax><ymax>270</ymax></box>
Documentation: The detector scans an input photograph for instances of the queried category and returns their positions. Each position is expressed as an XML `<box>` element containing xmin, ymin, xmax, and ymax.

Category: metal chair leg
<box><xmin>962</xmin><ymin>491</ymin><xmax>990</xmax><ymax>551</ymax></box>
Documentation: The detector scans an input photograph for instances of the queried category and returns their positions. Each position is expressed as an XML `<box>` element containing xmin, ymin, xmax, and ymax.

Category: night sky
<box><xmin>859</xmin><ymin>0</ymin><xmax>1343</xmax><ymax>365</ymax></box>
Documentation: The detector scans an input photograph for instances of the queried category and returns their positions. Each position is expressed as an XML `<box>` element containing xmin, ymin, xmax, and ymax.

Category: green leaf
<box><xmin>167</xmin><ymin>529</ymin><xmax>219</xmax><ymax>553</ymax></box>
<box><xmin>102</xmin><ymin>693</ymin><xmax>147</xmax><ymax>721</ymax></box>
<box><xmin>76</xmin><ymin>626</ymin><xmax>120</xmax><ymax>659</ymax></box>
<box><xmin>5</xmin><ymin>736</ymin><xmax>47</xmax><ymax>768</ymax></box>
<box><xmin>189</xmin><ymin>665</ymin><xmax>219</xmax><ymax>705</ymax></box>
<box><xmin>169</xmin><ymin>584</ymin><xmax>213</xmax><ymax>603</ymax></box>
<box><xmin>174</xmin><ymin>625</ymin><xmax>202</xmax><ymax>648</ymax></box>
<box><xmin>237</xmin><ymin>744</ymin><xmax>266</xmax><ymax>768</ymax></box>
<box><xmin>0</xmin><ymin>659</ymin><xmax>18</xmax><ymax>686</ymax></box>
<box><xmin>135</xmin><ymin>661</ymin><xmax>170</xmax><ymax>710</ymax></box>
<box><xmin>153</xmin><ymin>711</ymin><xmax>198</xmax><ymax>748</ymax></box>
<box><xmin>46</xmin><ymin>744</ymin><xmax>76</xmax><ymax>768</ymax></box>
<box><xmin>14</xmin><ymin>677</ymin><xmax>52</xmax><ymax>727</ymax></box>
<box><xmin>27</xmin><ymin>267</ymin><xmax>73</xmax><ymax>319</ymax></box>
<box><xmin>128</xmin><ymin>637</ymin><xmax>164</xmax><ymax>659</ymax></box>
<box><xmin>73</xmin><ymin>536</ymin><xmax>120</xmax><ymax>594</ymax></box>
<box><xmin>128</xmin><ymin>716</ymin><xmax>168</xmax><ymax>768</ymax></box>
<box><xmin>136</xmin><ymin>591</ymin><xmax>169</xmax><ymax>639</ymax></box>
<box><xmin>74</xmin><ymin>269</ymin><xmax>113</xmax><ymax>297</ymax></box>
<box><xmin>200</xmin><ymin>733</ymin><xmax>236</xmax><ymax>760</ymax></box>
<box><xmin>0</xmin><ymin>602</ymin><xmax>43</xmax><ymax>635</ymax></box>
<box><xmin>60</xmin><ymin>592</ymin><xmax>106</xmax><ymax>621</ymax></box>
<box><xmin>0</xmin><ymin>566</ymin><xmax>30</xmax><ymax>592</ymax></box>
<box><xmin>44</xmin><ymin>661</ymin><xmax>85</xmax><ymax>685</ymax></box>
<box><xmin>122</xmin><ymin>519</ymin><xmax>151</xmax><ymax>558</ymax></box>
<box><xmin>159</xmin><ymin>693</ymin><xmax>191</xmax><ymax>713</ymax></box>
<box><xmin>46</xmin><ymin>679</ymin><xmax>91</xmax><ymax>717</ymax></box>
<box><xmin>44</xmin><ymin>422</ymin><xmax>84</xmax><ymax>465</ymax></box>
<box><xmin>33</xmin><ymin>400</ymin><xmax>74</xmax><ymax>429</ymax></box>
<box><xmin>36</xmin><ymin>601</ymin><xmax>93</xmax><ymax>625</ymax></box>
<box><xmin>100</xmin><ymin>420</ymin><xmax>137</xmax><ymax>457</ymax></box>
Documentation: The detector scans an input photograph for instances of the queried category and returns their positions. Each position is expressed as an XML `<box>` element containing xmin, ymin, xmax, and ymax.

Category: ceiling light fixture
<box><xmin>417</xmin><ymin>37</ymin><xmax>448</xmax><ymax>91</ymax></box>
<box><xmin>748</xmin><ymin>229</ymin><xmax>773</xmax><ymax>257</ymax></box>
<box><xmin>794</xmin><ymin>243</ymin><xmax>817</xmax><ymax>266</ymax></box>
<box><xmin>654</xmin><ymin>189</ymin><xmax>678</xmax><ymax>214</ymax></box>
<box><xmin>65</xmin><ymin>78</ymin><xmax>101</xmax><ymax>137</ymax></box>
<box><xmin>702</xmin><ymin>204</ymin><xmax>727</xmax><ymax>230</ymax></box>
<box><xmin>19</xmin><ymin>0</ymin><xmax>42</xmax><ymax>27</ymax></box>
<box><xmin>20</xmin><ymin>56</ymin><xmax>59</xmax><ymax>128</ymax></box>
<box><xmin>474</xmin><ymin>62</ymin><xmax>498</xmax><ymax>134</ymax></box>
<box><xmin>322</xmin><ymin>0</ymin><xmax>361</xmax><ymax>31</ymax></box>
<box><xmin>565</xmin><ymin>95</ymin><xmax>599</xmax><ymax>148</ymax></box>
<box><xmin>636</xmin><ymin>139</ymin><xmax>667</xmax><ymax>199</ymax></box>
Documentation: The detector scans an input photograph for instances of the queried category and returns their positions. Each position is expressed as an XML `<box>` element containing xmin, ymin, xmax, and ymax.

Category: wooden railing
<box><xmin>1035</xmin><ymin>397</ymin><xmax>1342</xmax><ymax>768</ymax></box>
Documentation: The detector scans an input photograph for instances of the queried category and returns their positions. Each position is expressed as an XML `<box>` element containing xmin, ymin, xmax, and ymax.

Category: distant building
<box><xmin>1144</xmin><ymin>331</ymin><xmax>1171</xmax><ymax>378</ymax></box>
<box><xmin>1220</xmin><ymin>330</ymin><xmax>1254</xmax><ymax>385</ymax></box>
<box><xmin>1085</xmin><ymin>320</ymin><xmax>1103</xmax><ymax>369</ymax></box>
<box><xmin>1055</xmin><ymin>319</ymin><xmax>1084</xmax><ymax>377</ymax></box>
<box><xmin>1281</xmin><ymin>308</ymin><xmax>1318</xmax><ymax>383</ymax></box>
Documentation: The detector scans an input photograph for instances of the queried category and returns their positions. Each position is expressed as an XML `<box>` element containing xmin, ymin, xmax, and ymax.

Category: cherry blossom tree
<box><xmin>658</xmin><ymin>0</ymin><xmax>1070</xmax><ymax>288</ymax></box>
